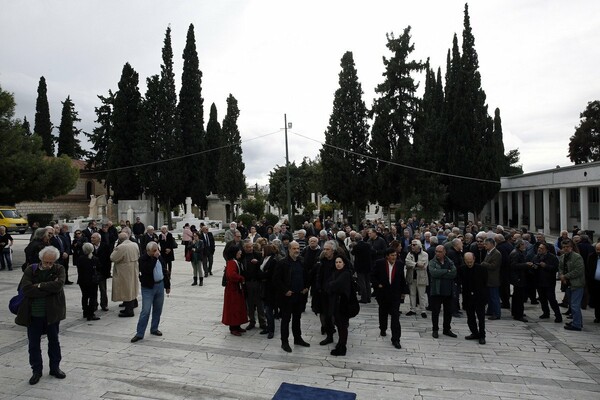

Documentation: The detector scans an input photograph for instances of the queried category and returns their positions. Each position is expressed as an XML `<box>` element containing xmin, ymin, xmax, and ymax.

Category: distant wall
<box><xmin>16</xmin><ymin>201</ymin><xmax>89</xmax><ymax>222</ymax></box>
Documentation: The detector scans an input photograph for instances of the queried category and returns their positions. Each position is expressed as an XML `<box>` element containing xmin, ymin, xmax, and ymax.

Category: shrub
<box><xmin>237</xmin><ymin>213</ymin><xmax>256</xmax><ymax>228</ymax></box>
<box><xmin>263</xmin><ymin>213</ymin><xmax>279</xmax><ymax>227</ymax></box>
<box><xmin>26</xmin><ymin>213</ymin><xmax>53</xmax><ymax>228</ymax></box>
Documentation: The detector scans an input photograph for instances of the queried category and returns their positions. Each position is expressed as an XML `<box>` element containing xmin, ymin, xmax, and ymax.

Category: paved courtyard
<box><xmin>1</xmin><ymin>235</ymin><xmax>599</xmax><ymax>399</ymax></box>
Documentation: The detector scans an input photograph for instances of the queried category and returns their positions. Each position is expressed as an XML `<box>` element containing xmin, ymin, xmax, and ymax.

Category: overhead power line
<box><xmin>291</xmin><ymin>130</ymin><xmax>501</xmax><ymax>184</ymax></box>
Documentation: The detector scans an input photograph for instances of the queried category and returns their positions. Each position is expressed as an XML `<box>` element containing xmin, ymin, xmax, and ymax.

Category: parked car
<box><xmin>0</xmin><ymin>207</ymin><xmax>28</xmax><ymax>234</ymax></box>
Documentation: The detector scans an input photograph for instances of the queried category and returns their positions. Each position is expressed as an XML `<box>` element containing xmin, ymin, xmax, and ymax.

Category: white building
<box><xmin>482</xmin><ymin>161</ymin><xmax>600</xmax><ymax>237</ymax></box>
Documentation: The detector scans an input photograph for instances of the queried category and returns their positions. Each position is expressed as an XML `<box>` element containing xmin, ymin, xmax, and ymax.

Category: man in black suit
<box><xmin>200</xmin><ymin>225</ymin><xmax>216</xmax><ymax>276</ymax></box>
<box><xmin>82</xmin><ymin>221</ymin><xmax>97</xmax><ymax>242</ymax></box>
<box><xmin>459</xmin><ymin>252</ymin><xmax>488</xmax><ymax>344</ymax></box>
<box><xmin>91</xmin><ymin>232</ymin><xmax>111</xmax><ymax>311</ymax></box>
<box><xmin>371</xmin><ymin>247</ymin><xmax>409</xmax><ymax>349</ymax></box>
<box><xmin>139</xmin><ymin>225</ymin><xmax>159</xmax><ymax>253</ymax></box>
<box><xmin>352</xmin><ymin>234</ymin><xmax>373</xmax><ymax>303</ymax></box>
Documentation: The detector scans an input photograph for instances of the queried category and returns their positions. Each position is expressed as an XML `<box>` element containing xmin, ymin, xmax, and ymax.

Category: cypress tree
<box><xmin>33</xmin><ymin>76</ymin><xmax>54</xmax><ymax>156</ymax></box>
<box><xmin>216</xmin><ymin>94</ymin><xmax>245</xmax><ymax>221</ymax></box>
<box><xmin>107</xmin><ymin>63</ymin><xmax>144</xmax><ymax>201</ymax></box>
<box><xmin>369</xmin><ymin>27</ymin><xmax>424</xmax><ymax>220</ymax></box>
<box><xmin>205</xmin><ymin>103</ymin><xmax>222</xmax><ymax>194</ymax></box>
<box><xmin>86</xmin><ymin>91</ymin><xmax>114</xmax><ymax>181</ymax></box>
<box><xmin>22</xmin><ymin>116</ymin><xmax>31</xmax><ymax>136</ymax></box>
<box><xmin>178</xmin><ymin>23</ymin><xmax>207</xmax><ymax>209</ymax></box>
<box><xmin>57</xmin><ymin>96</ymin><xmax>86</xmax><ymax>158</ymax></box>
<box><xmin>320</xmin><ymin>51</ymin><xmax>370</xmax><ymax>221</ymax></box>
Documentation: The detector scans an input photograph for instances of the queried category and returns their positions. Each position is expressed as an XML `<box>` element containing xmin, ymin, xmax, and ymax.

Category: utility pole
<box><xmin>284</xmin><ymin>114</ymin><xmax>293</xmax><ymax>231</ymax></box>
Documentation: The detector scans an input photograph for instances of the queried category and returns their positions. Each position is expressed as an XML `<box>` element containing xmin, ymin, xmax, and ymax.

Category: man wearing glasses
<box><xmin>559</xmin><ymin>239</ymin><xmax>585</xmax><ymax>331</ymax></box>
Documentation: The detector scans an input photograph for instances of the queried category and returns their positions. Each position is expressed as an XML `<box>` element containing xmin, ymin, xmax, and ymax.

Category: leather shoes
<box><xmin>267</xmin><ymin>332</ymin><xmax>274</xmax><ymax>339</ymax></box>
<box><xmin>101</xmin><ymin>307</ymin><xmax>109</xmax><ymax>311</ymax></box>
<box><xmin>87</xmin><ymin>315</ymin><xmax>100</xmax><ymax>321</ymax></box>
<box><xmin>29</xmin><ymin>371</ymin><xmax>42</xmax><ymax>385</ymax></box>
<box><xmin>564</xmin><ymin>324</ymin><xmax>582</xmax><ymax>331</ymax></box>
<box><xmin>320</xmin><ymin>337</ymin><xmax>334</xmax><ymax>346</ymax></box>
<box><xmin>514</xmin><ymin>317</ymin><xmax>528</xmax><ymax>323</ymax></box>
<box><xmin>259</xmin><ymin>329</ymin><xmax>269</xmax><ymax>335</ymax></box>
<box><xmin>380</xmin><ymin>330</ymin><xmax>387</xmax><ymax>337</ymax></box>
<box><xmin>539</xmin><ymin>314</ymin><xmax>550</xmax><ymax>319</ymax></box>
<box><xmin>443</xmin><ymin>330</ymin><xmax>457</xmax><ymax>338</ymax></box>
<box><xmin>488</xmin><ymin>316</ymin><xmax>500</xmax><ymax>320</ymax></box>
<box><xmin>479</xmin><ymin>337</ymin><xmax>486</xmax><ymax>345</ymax></box>
<box><xmin>49</xmin><ymin>369</ymin><xmax>66</xmax><ymax>379</ymax></box>
<box><xmin>406</xmin><ymin>311</ymin><xmax>416</xmax><ymax>316</ymax></box>
<box><xmin>432</xmin><ymin>331</ymin><xmax>439</xmax><ymax>338</ymax></box>
<box><xmin>119</xmin><ymin>312</ymin><xmax>134</xmax><ymax>317</ymax></box>
<box><xmin>465</xmin><ymin>334</ymin><xmax>479</xmax><ymax>340</ymax></box>
<box><xmin>294</xmin><ymin>338</ymin><xmax>310</xmax><ymax>347</ymax></box>
<box><xmin>281</xmin><ymin>342</ymin><xmax>292</xmax><ymax>352</ymax></box>
<box><xmin>555</xmin><ymin>316</ymin><xmax>563</xmax><ymax>323</ymax></box>
<box><xmin>421</xmin><ymin>312</ymin><xmax>427</xmax><ymax>319</ymax></box>
<box><xmin>392</xmin><ymin>341</ymin><xmax>402</xmax><ymax>349</ymax></box>
<box><xmin>130</xmin><ymin>336</ymin><xmax>143</xmax><ymax>343</ymax></box>
<box><xmin>594</xmin><ymin>318</ymin><xmax>599</xmax><ymax>323</ymax></box>
<box><xmin>230</xmin><ymin>330</ymin><xmax>241</xmax><ymax>336</ymax></box>
<box><xmin>245</xmin><ymin>323</ymin><xmax>255</xmax><ymax>330</ymax></box>
<box><xmin>151</xmin><ymin>330</ymin><xmax>162</xmax><ymax>336</ymax></box>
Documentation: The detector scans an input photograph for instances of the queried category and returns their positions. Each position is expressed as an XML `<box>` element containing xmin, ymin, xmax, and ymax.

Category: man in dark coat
<box><xmin>533</xmin><ymin>243</ymin><xmax>562</xmax><ymax>323</ymax></box>
<box><xmin>131</xmin><ymin>241</ymin><xmax>171</xmax><ymax>342</ymax></box>
<box><xmin>91</xmin><ymin>232</ymin><xmax>111</xmax><ymax>311</ymax></box>
<box><xmin>495</xmin><ymin>234</ymin><xmax>513</xmax><ymax>309</ymax></box>
<box><xmin>352</xmin><ymin>234</ymin><xmax>373</xmax><ymax>303</ymax></box>
<box><xmin>272</xmin><ymin>241</ymin><xmax>310</xmax><ymax>353</ymax></box>
<box><xmin>200</xmin><ymin>225</ymin><xmax>216</xmax><ymax>276</ymax></box>
<box><xmin>313</xmin><ymin>240</ymin><xmax>338</xmax><ymax>344</ymax></box>
<box><xmin>446</xmin><ymin>238</ymin><xmax>464</xmax><ymax>318</ymax></box>
<box><xmin>510</xmin><ymin>239</ymin><xmax>532</xmax><ymax>322</ymax></box>
<box><xmin>586</xmin><ymin>242</ymin><xmax>600</xmax><ymax>323</ymax></box>
<box><xmin>459</xmin><ymin>252</ymin><xmax>488</xmax><ymax>344</ymax></box>
<box><xmin>241</xmin><ymin>239</ymin><xmax>265</xmax><ymax>330</ymax></box>
<box><xmin>371</xmin><ymin>247</ymin><xmax>409</xmax><ymax>349</ymax></box>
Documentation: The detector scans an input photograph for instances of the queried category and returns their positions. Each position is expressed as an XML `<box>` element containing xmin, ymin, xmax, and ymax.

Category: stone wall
<box><xmin>16</xmin><ymin>201</ymin><xmax>89</xmax><ymax>221</ymax></box>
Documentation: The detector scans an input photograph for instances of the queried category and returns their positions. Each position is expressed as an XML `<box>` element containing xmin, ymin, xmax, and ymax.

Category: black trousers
<box><xmin>500</xmin><ymin>269</ymin><xmax>511</xmax><ymax>307</ymax></box>
<box><xmin>430</xmin><ymin>295</ymin><xmax>453</xmax><ymax>332</ymax></box>
<box><xmin>280</xmin><ymin>294</ymin><xmax>305</xmax><ymax>343</ymax></box>
<box><xmin>377</xmin><ymin>298</ymin><xmax>402</xmax><ymax>342</ymax></box>
<box><xmin>538</xmin><ymin>286</ymin><xmax>561</xmax><ymax>317</ymax></box>
<box><xmin>511</xmin><ymin>286</ymin><xmax>526</xmax><ymax>318</ymax></box>
<box><xmin>79</xmin><ymin>283</ymin><xmax>98</xmax><ymax>317</ymax></box>
<box><xmin>464</xmin><ymin>295</ymin><xmax>486</xmax><ymax>337</ymax></box>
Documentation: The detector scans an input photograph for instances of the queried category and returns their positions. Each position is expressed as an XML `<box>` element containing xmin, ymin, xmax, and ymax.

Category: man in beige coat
<box><xmin>111</xmin><ymin>232</ymin><xmax>140</xmax><ymax>317</ymax></box>
<box><xmin>405</xmin><ymin>240</ymin><xmax>430</xmax><ymax>318</ymax></box>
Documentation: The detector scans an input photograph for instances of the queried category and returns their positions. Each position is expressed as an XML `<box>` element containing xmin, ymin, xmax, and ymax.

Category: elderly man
<box><xmin>51</xmin><ymin>224</ymin><xmax>72</xmax><ymax>284</ymax></box>
<box><xmin>16</xmin><ymin>246</ymin><xmax>66</xmax><ymax>385</ymax></box>
<box><xmin>533</xmin><ymin>243</ymin><xmax>562</xmax><ymax>323</ymax></box>
<box><xmin>313</xmin><ymin>240</ymin><xmax>338</xmax><ymax>344</ymax></box>
<box><xmin>241</xmin><ymin>239</ymin><xmax>265</xmax><ymax>330</ymax></box>
<box><xmin>405</xmin><ymin>240</ymin><xmax>429</xmax><ymax>318</ymax></box>
<box><xmin>90</xmin><ymin>232</ymin><xmax>111</xmax><ymax>311</ymax></box>
<box><xmin>200</xmin><ymin>225</ymin><xmax>216</xmax><ymax>276</ymax></box>
<box><xmin>352</xmin><ymin>234</ymin><xmax>373</xmax><ymax>304</ymax></box>
<box><xmin>131</xmin><ymin>242</ymin><xmax>171</xmax><ymax>342</ymax></box>
<box><xmin>559</xmin><ymin>239</ymin><xmax>585</xmax><ymax>331</ymax></box>
<box><xmin>372</xmin><ymin>247</ymin><xmax>409</xmax><ymax>349</ymax></box>
<box><xmin>510</xmin><ymin>239</ymin><xmax>532</xmax><ymax>322</ymax></box>
<box><xmin>429</xmin><ymin>245</ymin><xmax>457</xmax><ymax>338</ymax></box>
<box><xmin>585</xmin><ymin>242</ymin><xmax>600</xmax><ymax>324</ymax></box>
<box><xmin>224</xmin><ymin>222</ymin><xmax>238</xmax><ymax>244</ymax></box>
<box><xmin>273</xmin><ymin>241</ymin><xmax>310</xmax><ymax>352</ymax></box>
<box><xmin>481</xmin><ymin>238</ymin><xmax>502</xmax><ymax>320</ymax></box>
<box><xmin>111</xmin><ymin>232</ymin><xmax>140</xmax><ymax>317</ymax></box>
<box><xmin>139</xmin><ymin>225</ymin><xmax>159</xmax><ymax>253</ymax></box>
<box><xmin>459</xmin><ymin>252</ymin><xmax>488</xmax><ymax>344</ymax></box>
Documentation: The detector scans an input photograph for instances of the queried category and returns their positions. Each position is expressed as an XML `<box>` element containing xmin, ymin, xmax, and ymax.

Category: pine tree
<box><xmin>568</xmin><ymin>100</ymin><xmax>600</xmax><ymax>164</ymax></box>
<box><xmin>107</xmin><ymin>63</ymin><xmax>144</xmax><ymax>201</ymax></box>
<box><xmin>57</xmin><ymin>96</ymin><xmax>86</xmax><ymax>158</ymax></box>
<box><xmin>320</xmin><ymin>51</ymin><xmax>370</xmax><ymax>222</ymax></box>
<box><xmin>33</xmin><ymin>76</ymin><xmax>53</xmax><ymax>156</ymax></box>
<box><xmin>217</xmin><ymin>94</ymin><xmax>245</xmax><ymax>221</ymax></box>
<box><xmin>205</xmin><ymin>103</ymin><xmax>222</xmax><ymax>194</ymax></box>
<box><xmin>178</xmin><ymin>23</ymin><xmax>206</xmax><ymax>209</ymax></box>
<box><xmin>369</xmin><ymin>27</ymin><xmax>424</xmax><ymax>219</ymax></box>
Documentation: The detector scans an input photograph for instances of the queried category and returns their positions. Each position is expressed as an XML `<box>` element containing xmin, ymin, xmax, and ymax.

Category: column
<box><xmin>529</xmin><ymin>190</ymin><xmax>536</xmax><ymax>232</ymax></box>
<box><xmin>517</xmin><ymin>191</ymin><xmax>524</xmax><ymax>228</ymax></box>
<box><xmin>559</xmin><ymin>188</ymin><xmax>568</xmax><ymax>232</ymax></box>
<box><xmin>498</xmin><ymin>192</ymin><xmax>504</xmax><ymax>227</ymax></box>
<box><xmin>543</xmin><ymin>189</ymin><xmax>550</xmax><ymax>235</ymax></box>
<box><xmin>507</xmin><ymin>192</ymin><xmax>513</xmax><ymax>227</ymax></box>
<box><xmin>580</xmin><ymin>186</ymin><xmax>589</xmax><ymax>231</ymax></box>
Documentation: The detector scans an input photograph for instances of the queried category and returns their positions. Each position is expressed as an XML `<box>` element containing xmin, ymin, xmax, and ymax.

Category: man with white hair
<box><xmin>405</xmin><ymin>240</ymin><xmax>429</xmax><ymax>318</ymax></box>
<box><xmin>16</xmin><ymin>246</ymin><xmax>67</xmax><ymax>385</ymax></box>
<box><xmin>111</xmin><ymin>232</ymin><xmax>140</xmax><ymax>317</ymax></box>
<box><xmin>91</xmin><ymin>232</ymin><xmax>111</xmax><ymax>311</ymax></box>
<box><xmin>131</xmin><ymin>242</ymin><xmax>172</xmax><ymax>342</ymax></box>
<box><xmin>224</xmin><ymin>222</ymin><xmax>238</xmax><ymax>243</ymax></box>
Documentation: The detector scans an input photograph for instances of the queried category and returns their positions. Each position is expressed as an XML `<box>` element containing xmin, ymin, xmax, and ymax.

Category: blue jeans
<box><xmin>136</xmin><ymin>281</ymin><xmax>165</xmax><ymax>338</ymax></box>
<box><xmin>568</xmin><ymin>287</ymin><xmax>584</xmax><ymax>329</ymax></box>
<box><xmin>487</xmin><ymin>287</ymin><xmax>501</xmax><ymax>318</ymax></box>
<box><xmin>27</xmin><ymin>317</ymin><xmax>61</xmax><ymax>373</ymax></box>
<box><xmin>1</xmin><ymin>248</ymin><xmax>12</xmax><ymax>269</ymax></box>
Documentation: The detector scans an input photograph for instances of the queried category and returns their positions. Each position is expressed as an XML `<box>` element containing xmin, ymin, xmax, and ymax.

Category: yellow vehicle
<box><xmin>0</xmin><ymin>207</ymin><xmax>28</xmax><ymax>234</ymax></box>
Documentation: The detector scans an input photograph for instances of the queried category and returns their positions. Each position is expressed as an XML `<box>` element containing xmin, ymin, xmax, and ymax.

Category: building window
<box><xmin>569</xmin><ymin>188</ymin><xmax>580</xmax><ymax>219</ymax></box>
<box><xmin>590</xmin><ymin>187</ymin><xmax>599</xmax><ymax>220</ymax></box>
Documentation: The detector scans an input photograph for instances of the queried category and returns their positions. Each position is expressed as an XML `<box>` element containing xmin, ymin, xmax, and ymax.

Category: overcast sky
<box><xmin>2</xmin><ymin>0</ymin><xmax>599</xmax><ymax>186</ymax></box>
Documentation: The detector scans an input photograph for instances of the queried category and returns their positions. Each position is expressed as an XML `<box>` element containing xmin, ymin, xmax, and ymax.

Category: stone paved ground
<box><xmin>1</xmin><ymin>236</ymin><xmax>599</xmax><ymax>399</ymax></box>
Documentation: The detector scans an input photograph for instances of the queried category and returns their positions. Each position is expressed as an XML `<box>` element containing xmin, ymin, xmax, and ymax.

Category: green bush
<box><xmin>237</xmin><ymin>213</ymin><xmax>256</xmax><ymax>228</ymax></box>
<box><xmin>263</xmin><ymin>213</ymin><xmax>279</xmax><ymax>227</ymax></box>
<box><xmin>27</xmin><ymin>213</ymin><xmax>53</xmax><ymax>228</ymax></box>
<box><xmin>292</xmin><ymin>214</ymin><xmax>306</xmax><ymax>230</ymax></box>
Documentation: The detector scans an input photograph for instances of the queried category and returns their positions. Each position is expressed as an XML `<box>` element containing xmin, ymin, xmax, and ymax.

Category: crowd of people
<box><xmin>12</xmin><ymin>214</ymin><xmax>600</xmax><ymax>385</ymax></box>
<box><xmin>220</xmin><ymin>216</ymin><xmax>600</xmax><ymax>355</ymax></box>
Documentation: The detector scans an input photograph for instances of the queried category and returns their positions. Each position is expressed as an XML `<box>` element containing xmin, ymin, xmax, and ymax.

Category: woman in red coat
<box><xmin>222</xmin><ymin>245</ymin><xmax>248</xmax><ymax>335</ymax></box>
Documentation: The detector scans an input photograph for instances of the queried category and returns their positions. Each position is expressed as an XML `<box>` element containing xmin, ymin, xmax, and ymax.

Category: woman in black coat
<box><xmin>158</xmin><ymin>226</ymin><xmax>175</xmax><ymax>273</ymax></box>
<box><xmin>326</xmin><ymin>256</ymin><xmax>352</xmax><ymax>356</ymax></box>
<box><xmin>259</xmin><ymin>244</ymin><xmax>279</xmax><ymax>339</ymax></box>
<box><xmin>77</xmin><ymin>243</ymin><xmax>100</xmax><ymax>321</ymax></box>
<box><xmin>71</xmin><ymin>229</ymin><xmax>87</xmax><ymax>267</ymax></box>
